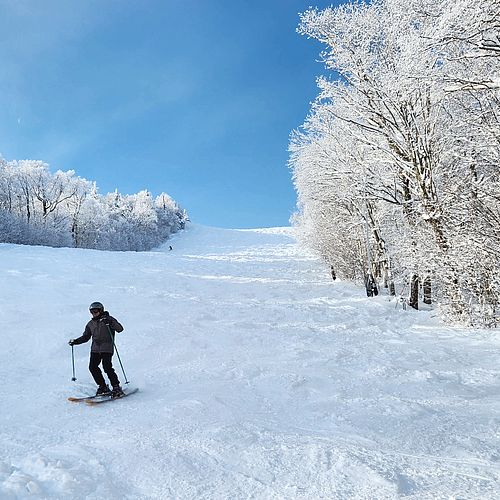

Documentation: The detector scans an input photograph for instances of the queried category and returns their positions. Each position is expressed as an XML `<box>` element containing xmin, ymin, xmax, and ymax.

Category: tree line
<box><xmin>289</xmin><ymin>0</ymin><xmax>499</xmax><ymax>326</ymax></box>
<box><xmin>0</xmin><ymin>158</ymin><xmax>188</xmax><ymax>251</ymax></box>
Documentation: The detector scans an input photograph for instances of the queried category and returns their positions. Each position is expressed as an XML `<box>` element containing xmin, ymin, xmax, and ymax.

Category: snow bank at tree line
<box><xmin>1</xmin><ymin>223</ymin><xmax>499</xmax><ymax>499</ymax></box>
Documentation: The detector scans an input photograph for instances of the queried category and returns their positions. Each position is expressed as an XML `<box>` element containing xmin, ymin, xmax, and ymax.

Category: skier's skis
<box><xmin>68</xmin><ymin>392</ymin><xmax>112</xmax><ymax>403</ymax></box>
<box><xmin>86</xmin><ymin>387</ymin><xmax>138</xmax><ymax>406</ymax></box>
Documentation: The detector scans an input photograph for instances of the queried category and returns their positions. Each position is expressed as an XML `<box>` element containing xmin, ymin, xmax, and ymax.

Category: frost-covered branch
<box><xmin>290</xmin><ymin>0</ymin><xmax>500</xmax><ymax>326</ymax></box>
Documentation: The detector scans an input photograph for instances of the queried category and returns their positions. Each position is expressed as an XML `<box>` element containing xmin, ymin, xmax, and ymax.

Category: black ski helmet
<box><xmin>89</xmin><ymin>301</ymin><xmax>104</xmax><ymax>311</ymax></box>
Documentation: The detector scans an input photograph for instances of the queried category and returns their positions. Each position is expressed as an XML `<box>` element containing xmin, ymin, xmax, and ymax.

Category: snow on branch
<box><xmin>290</xmin><ymin>0</ymin><xmax>500</xmax><ymax>326</ymax></box>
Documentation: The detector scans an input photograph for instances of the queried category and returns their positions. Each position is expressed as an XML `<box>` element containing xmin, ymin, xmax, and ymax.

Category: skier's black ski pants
<box><xmin>89</xmin><ymin>352</ymin><xmax>120</xmax><ymax>387</ymax></box>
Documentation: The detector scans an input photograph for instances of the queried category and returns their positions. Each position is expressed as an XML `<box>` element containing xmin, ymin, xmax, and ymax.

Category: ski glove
<box><xmin>68</xmin><ymin>339</ymin><xmax>76</xmax><ymax>346</ymax></box>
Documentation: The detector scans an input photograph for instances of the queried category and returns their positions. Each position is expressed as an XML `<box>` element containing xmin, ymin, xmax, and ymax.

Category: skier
<box><xmin>330</xmin><ymin>265</ymin><xmax>337</xmax><ymax>281</ymax></box>
<box><xmin>69</xmin><ymin>302</ymin><xmax>124</xmax><ymax>397</ymax></box>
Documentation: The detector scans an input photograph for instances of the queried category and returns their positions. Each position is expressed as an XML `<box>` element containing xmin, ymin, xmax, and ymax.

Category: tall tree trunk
<box><xmin>365</xmin><ymin>201</ymin><xmax>395</xmax><ymax>295</ymax></box>
<box><xmin>409</xmin><ymin>274</ymin><xmax>419</xmax><ymax>310</ymax></box>
<box><xmin>423</xmin><ymin>276</ymin><xmax>432</xmax><ymax>305</ymax></box>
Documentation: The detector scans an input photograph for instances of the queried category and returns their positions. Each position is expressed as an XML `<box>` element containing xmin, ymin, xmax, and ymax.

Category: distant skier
<box><xmin>69</xmin><ymin>302</ymin><xmax>124</xmax><ymax>397</ymax></box>
<box><xmin>330</xmin><ymin>265</ymin><xmax>337</xmax><ymax>281</ymax></box>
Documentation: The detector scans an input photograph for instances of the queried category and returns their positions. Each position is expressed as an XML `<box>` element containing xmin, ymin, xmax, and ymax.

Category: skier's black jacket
<box><xmin>72</xmin><ymin>311</ymin><xmax>123</xmax><ymax>354</ymax></box>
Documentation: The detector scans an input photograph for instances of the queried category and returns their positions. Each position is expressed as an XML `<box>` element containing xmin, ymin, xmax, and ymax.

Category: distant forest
<box><xmin>0</xmin><ymin>158</ymin><xmax>188</xmax><ymax>251</ymax></box>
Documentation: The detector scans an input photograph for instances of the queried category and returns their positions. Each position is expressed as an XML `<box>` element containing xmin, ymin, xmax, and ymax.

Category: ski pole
<box><xmin>71</xmin><ymin>345</ymin><xmax>77</xmax><ymax>381</ymax></box>
<box><xmin>106</xmin><ymin>325</ymin><xmax>130</xmax><ymax>384</ymax></box>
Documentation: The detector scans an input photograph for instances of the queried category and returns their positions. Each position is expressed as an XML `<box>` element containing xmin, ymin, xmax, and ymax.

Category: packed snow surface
<box><xmin>1</xmin><ymin>224</ymin><xmax>499</xmax><ymax>499</ymax></box>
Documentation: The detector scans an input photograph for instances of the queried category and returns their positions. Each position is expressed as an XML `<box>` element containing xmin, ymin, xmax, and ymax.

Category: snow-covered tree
<box><xmin>0</xmin><ymin>159</ymin><xmax>188</xmax><ymax>252</ymax></box>
<box><xmin>290</xmin><ymin>0</ymin><xmax>499</xmax><ymax>325</ymax></box>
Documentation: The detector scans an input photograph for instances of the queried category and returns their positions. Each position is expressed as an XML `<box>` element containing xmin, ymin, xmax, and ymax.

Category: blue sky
<box><xmin>0</xmin><ymin>0</ymin><xmax>340</xmax><ymax>228</ymax></box>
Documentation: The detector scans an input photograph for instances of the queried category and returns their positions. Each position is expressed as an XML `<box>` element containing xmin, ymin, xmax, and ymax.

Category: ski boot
<box><xmin>111</xmin><ymin>385</ymin><xmax>124</xmax><ymax>398</ymax></box>
<box><xmin>96</xmin><ymin>384</ymin><xmax>110</xmax><ymax>396</ymax></box>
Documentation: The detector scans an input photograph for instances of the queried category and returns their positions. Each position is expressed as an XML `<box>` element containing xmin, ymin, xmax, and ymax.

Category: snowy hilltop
<box><xmin>1</xmin><ymin>224</ymin><xmax>499</xmax><ymax>499</ymax></box>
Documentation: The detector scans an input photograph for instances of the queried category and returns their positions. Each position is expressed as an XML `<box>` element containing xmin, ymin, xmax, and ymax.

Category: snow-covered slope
<box><xmin>1</xmin><ymin>224</ymin><xmax>499</xmax><ymax>499</ymax></box>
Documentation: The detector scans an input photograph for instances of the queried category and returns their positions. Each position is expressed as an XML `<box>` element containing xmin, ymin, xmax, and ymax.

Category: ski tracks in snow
<box><xmin>1</xmin><ymin>225</ymin><xmax>500</xmax><ymax>499</ymax></box>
